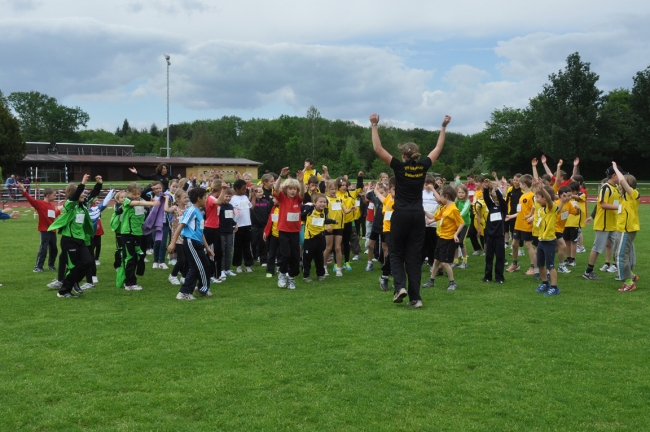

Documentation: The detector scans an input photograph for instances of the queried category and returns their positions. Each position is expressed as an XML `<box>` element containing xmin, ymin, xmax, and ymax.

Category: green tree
<box><xmin>530</xmin><ymin>53</ymin><xmax>604</xmax><ymax>163</ymax></box>
<box><xmin>7</xmin><ymin>91</ymin><xmax>89</xmax><ymax>145</ymax></box>
<box><xmin>0</xmin><ymin>90</ymin><xmax>7</xmax><ymax>110</ymax></box>
<box><xmin>483</xmin><ymin>107</ymin><xmax>535</xmax><ymax>175</ymax></box>
<box><xmin>630</xmin><ymin>65</ymin><xmax>650</xmax><ymax>158</ymax></box>
<box><xmin>441</xmin><ymin>165</ymin><xmax>455</xmax><ymax>181</ymax></box>
<box><xmin>0</xmin><ymin>104</ymin><xmax>27</xmax><ymax>176</ymax></box>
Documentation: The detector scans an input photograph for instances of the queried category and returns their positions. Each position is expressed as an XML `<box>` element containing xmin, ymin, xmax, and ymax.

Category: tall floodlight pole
<box><xmin>164</xmin><ymin>54</ymin><xmax>171</xmax><ymax>158</ymax></box>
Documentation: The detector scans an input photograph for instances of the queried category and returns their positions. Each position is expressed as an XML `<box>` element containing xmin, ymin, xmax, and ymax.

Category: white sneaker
<box><xmin>176</xmin><ymin>292</ymin><xmax>196</xmax><ymax>300</ymax></box>
<box><xmin>125</xmin><ymin>285</ymin><xmax>143</xmax><ymax>291</ymax></box>
<box><xmin>92</xmin><ymin>276</ymin><xmax>99</xmax><ymax>284</ymax></box>
<box><xmin>278</xmin><ymin>272</ymin><xmax>287</xmax><ymax>288</ymax></box>
<box><xmin>146</xmin><ymin>249</ymin><xmax>153</xmax><ymax>255</ymax></box>
<box><xmin>607</xmin><ymin>264</ymin><xmax>618</xmax><ymax>273</ymax></box>
<box><xmin>599</xmin><ymin>264</ymin><xmax>610</xmax><ymax>272</ymax></box>
<box><xmin>220</xmin><ymin>271</ymin><xmax>227</xmax><ymax>279</ymax></box>
<box><xmin>557</xmin><ymin>265</ymin><xmax>571</xmax><ymax>274</ymax></box>
<box><xmin>80</xmin><ymin>282</ymin><xmax>95</xmax><ymax>290</ymax></box>
<box><xmin>168</xmin><ymin>258</ymin><xmax>177</xmax><ymax>265</ymax></box>
<box><xmin>287</xmin><ymin>278</ymin><xmax>296</xmax><ymax>290</ymax></box>
<box><xmin>210</xmin><ymin>277</ymin><xmax>222</xmax><ymax>283</ymax></box>
<box><xmin>168</xmin><ymin>274</ymin><xmax>181</xmax><ymax>285</ymax></box>
<box><xmin>226</xmin><ymin>270</ymin><xmax>237</xmax><ymax>276</ymax></box>
<box><xmin>518</xmin><ymin>249</ymin><xmax>525</xmax><ymax>256</ymax></box>
<box><xmin>236</xmin><ymin>266</ymin><xmax>243</xmax><ymax>273</ymax></box>
<box><xmin>152</xmin><ymin>262</ymin><xmax>159</xmax><ymax>269</ymax></box>
<box><xmin>245</xmin><ymin>266</ymin><xmax>253</xmax><ymax>273</ymax></box>
<box><xmin>324</xmin><ymin>268</ymin><xmax>329</xmax><ymax>276</ymax></box>
<box><xmin>47</xmin><ymin>279</ymin><xmax>62</xmax><ymax>289</ymax></box>
<box><xmin>180</xmin><ymin>277</ymin><xmax>185</xmax><ymax>283</ymax></box>
<box><xmin>336</xmin><ymin>269</ymin><xmax>343</xmax><ymax>277</ymax></box>
<box><xmin>144</xmin><ymin>257</ymin><xmax>150</xmax><ymax>262</ymax></box>
<box><xmin>159</xmin><ymin>263</ymin><xmax>169</xmax><ymax>270</ymax></box>
<box><xmin>352</xmin><ymin>255</ymin><xmax>360</xmax><ymax>261</ymax></box>
<box><xmin>577</xmin><ymin>246</ymin><xmax>586</xmax><ymax>253</ymax></box>
<box><xmin>95</xmin><ymin>260</ymin><xmax>101</xmax><ymax>266</ymax></box>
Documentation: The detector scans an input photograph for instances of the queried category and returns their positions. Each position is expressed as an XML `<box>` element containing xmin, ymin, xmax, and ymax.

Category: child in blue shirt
<box><xmin>168</xmin><ymin>187</ymin><xmax>215</xmax><ymax>300</ymax></box>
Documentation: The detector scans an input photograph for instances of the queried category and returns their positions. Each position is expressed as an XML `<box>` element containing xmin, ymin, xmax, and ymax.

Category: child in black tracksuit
<box><xmin>250</xmin><ymin>185</ymin><xmax>273</xmax><ymax>266</ymax></box>
<box><xmin>482</xmin><ymin>185</ymin><xmax>507</xmax><ymax>283</ymax></box>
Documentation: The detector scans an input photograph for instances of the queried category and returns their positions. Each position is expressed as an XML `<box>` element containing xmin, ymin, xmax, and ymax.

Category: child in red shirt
<box><xmin>274</xmin><ymin>167</ymin><xmax>305</xmax><ymax>289</ymax></box>
<box><xmin>19</xmin><ymin>183</ymin><xmax>60</xmax><ymax>272</ymax></box>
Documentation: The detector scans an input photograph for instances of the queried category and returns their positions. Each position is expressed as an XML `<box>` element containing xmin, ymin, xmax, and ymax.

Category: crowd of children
<box><xmin>12</xmin><ymin>142</ymin><xmax>641</xmax><ymax>304</ymax></box>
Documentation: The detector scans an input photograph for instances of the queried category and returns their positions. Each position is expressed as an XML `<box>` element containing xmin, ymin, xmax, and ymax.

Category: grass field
<box><xmin>1</xmin><ymin>206</ymin><xmax>648</xmax><ymax>431</ymax></box>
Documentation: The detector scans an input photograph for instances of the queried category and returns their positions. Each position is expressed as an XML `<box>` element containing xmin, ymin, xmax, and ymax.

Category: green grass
<box><xmin>1</xmin><ymin>206</ymin><xmax>649</xmax><ymax>431</ymax></box>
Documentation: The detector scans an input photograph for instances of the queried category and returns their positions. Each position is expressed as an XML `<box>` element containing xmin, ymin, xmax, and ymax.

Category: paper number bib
<box><xmin>312</xmin><ymin>217</ymin><xmax>324</xmax><ymax>227</ymax></box>
<box><xmin>75</xmin><ymin>213</ymin><xmax>85</xmax><ymax>224</ymax></box>
<box><xmin>48</xmin><ymin>210</ymin><xmax>56</xmax><ymax>218</ymax></box>
<box><xmin>385</xmin><ymin>211</ymin><xmax>393</xmax><ymax>221</ymax></box>
<box><xmin>331</xmin><ymin>202</ymin><xmax>342</xmax><ymax>211</ymax></box>
<box><xmin>134</xmin><ymin>206</ymin><xmax>145</xmax><ymax>216</ymax></box>
<box><xmin>271</xmin><ymin>214</ymin><xmax>279</xmax><ymax>222</ymax></box>
<box><xmin>225</xmin><ymin>210</ymin><xmax>233</xmax><ymax>219</ymax></box>
<box><xmin>490</xmin><ymin>212</ymin><xmax>502</xmax><ymax>222</ymax></box>
<box><xmin>561</xmin><ymin>211</ymin><xmax>569</xmax><ymax>220</ymax></box>
<box><xmin>287</xmin><ymin>213</ymin><xmax>300</xmax><ymax>222</ymax></box>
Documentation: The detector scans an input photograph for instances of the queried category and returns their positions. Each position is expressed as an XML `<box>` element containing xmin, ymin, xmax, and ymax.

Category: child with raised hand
<box><xmin>506</xmin><ymin>174</ymin><xmax>537</xmax><ymax>275</ymax></box>
<box><xmin>423</xmin><ymin>186</ymin><xmax>464</xmax><ymax>290</ymax></box>
<box><xmin>338</xmin><ymin>173</ymin><xmax>363</xmax><ymax>270</ymax></box>
<box><xmin>453</xmin><ymin>184</ymin><xmax>471</xmax><ymax>268</ymax></box>
<box><xmin>372</xmin><ymin>181</ymin><xmax>395</xmax><ymax>291</ymax></box>
<box><xmin>531</xmin><ymin>178</ymin><xmax>561</xmax><ymax>295</ymax></box>
<box><xmin>563</xmin><ymin>181</ymin><xmax>585</xmax><ymax>268</ymax></box>
<box><xmin>481</xmin><ymin>183</ymin><xmax>507</xmax><ymax>283</ymax></box>
<box><xmin>167</xmin><ymin>187</ymin><xmax>215</xmax><ymax>300</ymax></box>
<box><xmin>204</xmin><ymin>180</ymin><xmax>225</xmax><ymax>284</ymax></box>
<box><xmin>165</xmin><ymin>189</ymin><xmax>190</xmax><ymax>286</ymax></box>
<box><xmin>554</xmin><ymin>186</ymin><xmax>580</xmax><ymax>274</ymax></box>
<box><xmin>274</xmin><ymin>167</ymin><xmax>305</xmax><ymax>289</ymax></box>
<box><xmin>110</xmin><ymin>191</ymin><xmax>126</xmax><ymax>269</ymax></box>
<box><xmin>231</xmin><ymin>179</ymin><xmax>255</xmax><ymax>273</ymax></box>
<box><xmin>17</xmin><ymin>182</ymin><xmax>60</xmax><ymax>273</ymax></box>
<box><xmin>81</xmin><ymin>184</ymin><xmax>115</xmax><ymax>290</ymax></box>
<box><xmin>47</xmin><ymin>174</ymin><xmax>101</xmax><ymax>298</ymax></box>
<box><xmin>302</xmin><ymin>194</ymin><xmax>336</xmax><ymax>282</ymax></box>
<box><xmin>119</xmin><ymin>182</ymin><xmax>160</xmax><ymax>291</ymax></box>
<box><xmin>322</xmin><ymin>180</ymin><xmax>346</xmax><ymax>276</ymax></box>
<box><xmin>611</xmin><ymin>162</ymin><xmax>639</xmax><ymax>292</ymax></box>
<box><xmin>364</xmin><ymin>182</ymin><xmax>386</xmax><ymax>272</ymax></box>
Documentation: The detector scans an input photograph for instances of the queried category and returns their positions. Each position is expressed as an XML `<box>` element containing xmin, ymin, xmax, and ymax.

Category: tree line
<box><xmin>2</xmin><ymin>52</ymin><xmax>649</xmax><ymax>180</ymax></box>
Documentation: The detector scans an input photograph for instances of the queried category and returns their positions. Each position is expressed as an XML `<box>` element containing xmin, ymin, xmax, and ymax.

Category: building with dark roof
<box><xmin>18</xmin><ymin>142</ymin><xmax>263</xmax><ymax>182</ymax></box>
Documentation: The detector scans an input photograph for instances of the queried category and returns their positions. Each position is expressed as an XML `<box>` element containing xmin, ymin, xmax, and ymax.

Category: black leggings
<box><xmin>204</xmin><ymin>227</ymin><xmax>223</xmax><ymax>279</ymax></box>
<box><xmin>93</xmin><ymin>235</ymin><xmax>102</xmax><ymax>260</ymax></box>
<box><xmin>59</xmin><ymin>236</ymin><xmax>93</xmax><ymax>295</ymax></box>
<box><xmin>171</xmin><ymin>243</ymin><xmax>189</xmax><ymax>278</ymax></box>
<box><xmin>342</xmin><ymin>222</ymin><xmax>353</xmax><ymax>262</ymax></box>
<box><xmin>266</xmin><ymin>235</ymin><xmax>281</xmax><ymax>276</ymax></box>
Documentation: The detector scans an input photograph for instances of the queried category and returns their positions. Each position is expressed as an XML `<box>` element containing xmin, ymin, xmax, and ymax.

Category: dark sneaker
<box><xmin>582</xmin><ymin>271</ymin><xmax>600</xmax><ymax>281</ymax></box>
<box><xmin>545</xmin><ymin>286</ymin><xmax>560</xmax><ymax>296</ymax></box>
<box><xmin>71</xmin><ymin>283</ymin><xmax>83</xmax><ymax>295</ymax></box>
<box><xmin>447</xmin><ymin>281</ymin><xmax>459</xmax><ymax>291</ymax></box>
<box><xmin>482</xmin><ymin>278</ymin><xmax>491</xmax><ymax>283</ymax></box>
<box><xmin>380</xmin><ymin>276</ymin><xmax>389</xmax><ymax>291</ymax></box>
<box><xmin>317</xmin><ymin>276</ymin><xmax>326</xmax><ymax>281</ymax></box>
<box><xmin>365</xmin><ymin>262</ymin><xmax>374</xmax><ymax>272</ymax></box>
<box><xmin>406</xmin><ymin>300</ymin><xmax>417</xmax><ymax>306</ymax></box>
<box><xmin>48</xmin><ymin>266</ymin><xmax>57</xmax><ymax>271</ymax></box>
<box><xmin>533</xmin><ymin>272</ymin><xmax>540</xmax><ymax>280</ymax></box>
<box><xmin>393</xmin><ymin>288</ymin><xmax>407</xmax><ymax>303</ymax></box>
<box><xmin>496</xmin><ymin>280</ymin><xmax>505</xmax><ymax>284</ymax></box>
<box><xmin>303</xmin><ymin>277</ymin><xmax>313</xmax><ymax>283</ymax></box>
<box><xmin>33</xmin><ymin>267</ymin><xmax>45</xmax><ymax>273</ymax></box>
<box><xmin>422</xmin><ymin>279</ymin><xmax>435</xmax><ymax>288</ymax></box>
<box><xmin>536</xmin><ymin>283</ymin><xmax>550</xmax><ymax>293</ymax></box>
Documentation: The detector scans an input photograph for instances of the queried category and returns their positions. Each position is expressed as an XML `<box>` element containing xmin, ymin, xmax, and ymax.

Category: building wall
<box><xmin>187</xmin><ymin>165</ymin><xmax>259</xmax><ymax>180</ymax></box>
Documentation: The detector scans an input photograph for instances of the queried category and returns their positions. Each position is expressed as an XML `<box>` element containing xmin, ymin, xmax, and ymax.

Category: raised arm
<box><xmin>275</xmin><ymin>167</ymin><xmax>289</xmax><ymax>192</ymax></box>
<box><xmin>532</xmin><ymin>158</ymin><xmax>539</xmax><ymax>179</ymax></box>
<box><xmin>541</xmin><ymin>155</ymin><xmax>553</xmax><ymax>178</ymax></box>
<box><xmin>555</xmin><ymin>160</ymin><xmax>563</xmax><ymax>188</ymax></box>
<box><xmin>369</xmin><ymin>114</ymin><xmax>392</xmax><ymax>164</ymax></box>
<box><xmin>428</xmin><ymin>115</ymin><xmax>452</xmax><ymax>163</ymax></box>
<box><xmin>612</xmin><ymin>162</ymin><xmax>633</xmax><ymax>195</ymax></box>
<box><xmin>572</xmin><ymin>157</ymin><xmax>580</xmax><ymax>177</ymax></box>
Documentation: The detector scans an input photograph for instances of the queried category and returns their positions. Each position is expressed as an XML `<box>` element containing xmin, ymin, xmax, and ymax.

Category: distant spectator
<box><xmin>5</xmin><ymin>175</ymin><xmax>17</xmax><ymax>199</ymax></box>
<box><xmin>129</xmin><ymin>163</ymin><xmax>174</xmax><ymax>191</ymax></box>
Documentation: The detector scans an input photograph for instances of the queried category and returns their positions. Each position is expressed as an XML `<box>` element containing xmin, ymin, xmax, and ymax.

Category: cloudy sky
<box><xmin>2</xmin><ymin>0</ymin><xmax>649</xmax><ymax>134</ymax></box>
